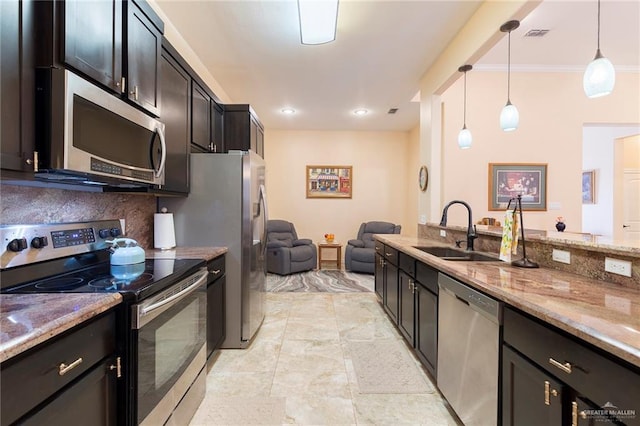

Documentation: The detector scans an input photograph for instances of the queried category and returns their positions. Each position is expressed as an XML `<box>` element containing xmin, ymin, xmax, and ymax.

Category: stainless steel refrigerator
<box><xmin>161</xmin><ymin>151</ymin><xmax>267</xmax><ymax>348</ymax></box>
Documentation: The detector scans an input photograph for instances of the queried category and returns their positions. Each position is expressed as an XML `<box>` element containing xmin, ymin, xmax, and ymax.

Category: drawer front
<box><xmin>415</xmin><ymin>261</ymin><xmax>438</xmax><ymax>295</ymax></box>
<box><xmin>374</xmin><ymin>241</ymin><xmax>384</xmax><ymax>255</ymax></box>
<box><xmin>398</xmin><ymin>252</ymin><xmax>416</xmax><ymax>277</ymax></box>
<box><xmin>504</xmin><ymin>307</ymin><xmax>640</xmax><ymax>420</ymax></box>
<box><xmin>1</xmin><ymin>311</ymin><xmax>116</xmax><ymax>426</ymax></box>
<box><xmin>207</xmin><ymin>255</ymin><xmax>226</xmax><ymax>283</ymax></box>
<box><xmin>383</xmin><ymin>246</ymin><xmax>398</xmax><ymax>265</ymax></box>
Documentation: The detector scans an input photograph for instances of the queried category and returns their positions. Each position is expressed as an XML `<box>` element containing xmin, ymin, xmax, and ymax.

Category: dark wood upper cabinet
<box><xmin>126</xmin><ymin>0</ymin><xmax>161</xmax><ymax>116</ymax></box>
<box><xmin>224</xmin><ymin>104</ymin><xmax>264</xmax><ymax>158</ymax></box>
<box><xmin>46</xmin><ymin>0</ymin><xmax>162</xmax><ymax>116</ymax></box>
<box><xmin>63</xmin><ymin>0</ymin><xmax>123</xmax><ymax>93</ymax></box>
<box><xmin>191</xmin><ymin>81</ymin><xmax>212</xmax><ymax>152</ymax></box>
<box><xmin>1</xmin><ymin>0</ymin><xmax>36</xmax><ymax>173</ymax></box>
<box><xmin>211</xmin><ymin>101</ymin><xmax>224</xmax><ymax>153</ymax></box>
<box><xmin>159</xmin><ymin>42</ymin><xmax>191</xmax><ymax>194</ymax></box>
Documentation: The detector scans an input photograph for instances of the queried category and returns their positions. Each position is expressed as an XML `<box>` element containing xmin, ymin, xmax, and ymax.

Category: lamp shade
<box><xmin>500</xmin><ymin>101</ymin><xmax>519</xmax><ymax>132</ymax></box>
<box><xmin>458</xmin><ymin>127</ymin><xmax>472</xmax><ymax>149</ymax></box>
<box><xmin>298</xmin><ymin>0</ymin><xmax>339</xmax><ymax>45</ymax></box>
<box><xmin>583</xmin><ymin>53</ymin><xmax>616</xmax><ymax>98</ymax></box>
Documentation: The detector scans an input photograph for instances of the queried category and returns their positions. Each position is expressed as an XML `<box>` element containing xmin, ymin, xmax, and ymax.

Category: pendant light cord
<box><xmin>597</xmin><ymin>0</ymin><xmax>601</xmax><ymax>51</ymax></box>
<box><xmin>507</xmin><ymin>30</ymin><xmax>512</xmax><ymax>102</ymax></box>
<box><xmin>463</xmin><ymin>71</ymin><xmax>467</xmax><ymax>126</ymax></box>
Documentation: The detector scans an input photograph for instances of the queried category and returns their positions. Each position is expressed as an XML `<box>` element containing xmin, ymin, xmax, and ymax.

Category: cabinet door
<box><xmin>502</xmin><ymin>345</ymin><xmax>563</xmax><ymax>426</ymax></box>
<box><xmin>20</xmin><ymin>357</ymin><xmax>119</xmax><ymax>426</ymax></box>
<box><xmin>211</xmin><ymin>101</ymin><xmax>224</xmax><ymax>153</ymax></box>
<box><xmin>374</xmin><ymin>253</ymin><xmax>384</xmax><ymax>300</ymax></box>
<box><xmin>207</xmin><ymin>275</ymin><xmax>226</xmax><ymax>357</ymax></box>
<box><xmin>63</xmin><ymin>0</ymin><xmax>123</xmax><ymax>93</ymax></box>
<box><xmin>384</xmin><ymin>262</ymin><xmax>399</xmax><ymax>324</ymax></box>
<box><xmin>250</xmin><ymin>115</ymin><xmax>258</xmax><ymax>153</ymax></box>
<box><xmin>159</xmin><ymin>48</ymin><xmax>190</xmax><ymax>193</ymax></box>
<box><xmin>398</xmin><ymin>270</ymin><xmax>415</xmax><ymax>345</ymax></box>
<box><xmin>415</xmin><ymin>281</ymin><xmax>437</xmax><ymax>377</ymax></box>
<box><xmin>191</xmin><ymin>82</ymin><xmax>211</xmax><ymax>151</ymax></box>
<box><xmin>256</xmin><ymin>125</ymin><xmax>264</xmax><ymax>158</ymax></box>
<box><xmin>127</xmin><ymin>1</ymin><xmax>161</xmax><ymax>116</ymax></box>
<box><xmin>1</xmin><ymin>0</ymin><xmax>36</xmax><ymax>172</ymax></box>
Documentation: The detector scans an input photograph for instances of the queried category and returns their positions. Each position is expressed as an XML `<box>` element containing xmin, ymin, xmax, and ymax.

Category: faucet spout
<box><xmin>440</xmin><ymin>200</ymin><xmax>477</xmax><ymax>251</ymax></box>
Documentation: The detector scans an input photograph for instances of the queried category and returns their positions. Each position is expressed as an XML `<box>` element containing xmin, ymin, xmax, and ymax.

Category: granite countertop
<box><xmin>0</xmin><ymin>293</ymin><xmax>122</xmax><ymax>363</ymax></box>
<box><xmin>376</xmin><ymin>234</ymin><xmax>640</xmax><ymax>368</ymax></box>
<box><xmin>145</xmin><ymin>246</ymin><xmax>227</xmax><ymax>261</ymax></box>
<box><xmin>0</xmin><ymin>247</ymin><xmax>225</xmax><ymax>364</ymax></box>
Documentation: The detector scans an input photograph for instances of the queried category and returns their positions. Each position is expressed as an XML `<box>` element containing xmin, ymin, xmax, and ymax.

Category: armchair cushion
<box><xmin>347</xmin><ymin>239</ymin><xmax>365</xmax><ymax>248</ymax></box>
<box><xmin>266</xmin><ymin>220</ymin><xmax>317</xmax><ymax>275</ymax></box>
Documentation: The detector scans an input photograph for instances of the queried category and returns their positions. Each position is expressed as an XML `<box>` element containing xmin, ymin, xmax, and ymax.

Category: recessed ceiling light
<box><xmin>281</xmin><ymin>108</ymin><xmax>296</xmax><ymax>114</ymax></box>
<box><xmin>353</xmin><ymin>109</ymin><xmax>368</xmax><ymax>116</ymax></box>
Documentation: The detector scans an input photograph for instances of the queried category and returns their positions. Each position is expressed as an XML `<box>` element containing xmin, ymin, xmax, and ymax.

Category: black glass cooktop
<box><xmin>2</xmin><ymin>258</ymin><xmax>205</xmax><ymax>301</ymax></box>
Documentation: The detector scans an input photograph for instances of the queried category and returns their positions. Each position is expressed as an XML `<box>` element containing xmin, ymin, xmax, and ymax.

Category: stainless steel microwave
<box><xmin>34</xmin><ymin>68</ymin><xmax>166</xmax><ymax>187</ymax></box>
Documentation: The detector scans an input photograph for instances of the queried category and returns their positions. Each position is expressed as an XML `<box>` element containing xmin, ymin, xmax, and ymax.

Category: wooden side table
<box><xmin>318</xmin><ymin>242</ymin><xmax>342</xmax><ymax>270</ymax></box>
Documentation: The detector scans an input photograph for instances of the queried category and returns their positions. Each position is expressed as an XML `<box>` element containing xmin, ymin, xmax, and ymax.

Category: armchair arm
<box><xmin>347</xmin><ymin>239</ymin><xmax>365</xmax><ymax>248</ymax></box>
<box><xmin>267</xmin><ymin>240</ymin><xmax>289</xmax><ymax>249</ymax></box>
<box><xmin>293</xmin><ymin>238</ymin><xmax>313</xmax><ymax>246</ymax></box>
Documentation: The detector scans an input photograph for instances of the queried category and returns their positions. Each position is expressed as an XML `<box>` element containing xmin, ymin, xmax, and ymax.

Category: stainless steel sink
<box><xmin>413</xmin><ymin>246</ymin><xmax>500</xmax><ymax>262</ymax></box>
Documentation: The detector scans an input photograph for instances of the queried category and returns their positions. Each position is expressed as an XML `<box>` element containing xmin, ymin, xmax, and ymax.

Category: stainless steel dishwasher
<box><xmin>437</xmin><ymin>273</ymin><xmax>502</xmax><ymax>426</ymax></box>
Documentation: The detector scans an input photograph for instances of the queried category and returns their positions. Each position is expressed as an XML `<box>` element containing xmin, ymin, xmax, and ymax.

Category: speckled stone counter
<box><xmin>375</xmin><ymin>234</ymin><xmax>640</xmax><ymax>368</ymax></box>
<box><xmin>145</xmin><ymin>246</ymin><xmax>227</xmax><ymax>261</ymax></box>
<box><xmin>0</xmin><ymin>293</ymin><xmax>122</xmax><ymax>363</ymax></box>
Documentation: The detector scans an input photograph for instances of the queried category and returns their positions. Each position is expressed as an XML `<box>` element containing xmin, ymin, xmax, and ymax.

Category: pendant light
<box><xmin>457</xmin><ymin>65</ymin><xmax>473</xmax><ymax>149</ymax></box>
<box><xmin>583</xmin><ymin>0</ymin><xmax>615</xmax><ymax>98</ymax></box>
<box><xmin>499</xmin><ymin>20</ymin><xmax>520</xmax><ymax>132</ymax></box>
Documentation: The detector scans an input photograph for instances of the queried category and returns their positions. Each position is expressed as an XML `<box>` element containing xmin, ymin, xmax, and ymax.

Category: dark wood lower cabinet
<box><xmin>20</xmin><ymin>357</ymin><xmax>118</xmax><ymax>426</ymax></box>
<box><xmin>374</xmin><ymin>252</ymin><xmax>384</xmax><ymax>300</ymax></box>
<box><xmin>398</xmin><ymin>269</ymin><xmax>414</xmax><ymax>344</ymax></box>
<box><xmin>502</xmin><ymin>345</ymin><xmax>564</xmax><ymax>426</ymax></box>
<box><xmin>383</xmin><ymin>261</ymin><xmax>398</xmax><ymax>323</ymax></box>
<box><xmin>207</xmin><ymin>255</ymin><xmax>226</xmax><ymax>360</ymax></box>
<box><xmin>414</xmin><ymin>278</ymin><xmax>437</xmax><ymax>377</ymax></box>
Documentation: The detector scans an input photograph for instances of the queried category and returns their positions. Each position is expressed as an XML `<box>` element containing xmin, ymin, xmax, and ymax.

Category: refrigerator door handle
<box><xmin>259</xmin><ymin>184</ymin><xmax>269</xmax><ymax>248</ymax></box>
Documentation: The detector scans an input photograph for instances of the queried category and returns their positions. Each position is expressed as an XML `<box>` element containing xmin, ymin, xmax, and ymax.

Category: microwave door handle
<box><xmin>155</xmin><ymin>125</ymin><xmax>167</xmax><ymax>178</ymax></box>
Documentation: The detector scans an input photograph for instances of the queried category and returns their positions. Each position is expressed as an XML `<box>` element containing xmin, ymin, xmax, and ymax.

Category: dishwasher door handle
<box><xmin>455</xmin><ymin>294</ymin><xmax>470</xmax><ymax>305</ymax></box>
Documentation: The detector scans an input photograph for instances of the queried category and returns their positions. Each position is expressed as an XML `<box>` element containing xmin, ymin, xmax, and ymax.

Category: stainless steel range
<box><xmin>1</xmin><ymin>220</ymin><xmax>207</xmax><ymax>425</ymax></box>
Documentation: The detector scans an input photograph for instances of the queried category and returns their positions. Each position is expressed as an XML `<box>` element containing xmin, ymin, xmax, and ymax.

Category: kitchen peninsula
<box><xmin>374</xmin><ymin>231</ymin><xmax>639</xmax><ymax>425</ymax></box>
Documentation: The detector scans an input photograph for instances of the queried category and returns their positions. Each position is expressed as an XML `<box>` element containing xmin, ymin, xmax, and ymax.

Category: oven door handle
<box><xmin>134</xmin><ymin>269</ymin><xmax>208</xmax><ymax>329</ymax></box>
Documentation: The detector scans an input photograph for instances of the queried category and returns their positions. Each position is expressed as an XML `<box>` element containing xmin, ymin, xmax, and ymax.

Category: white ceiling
<box><xmin>155</xmin><ymin>0</ymin><xmax>640</xmax><ymax>132</ymax></box>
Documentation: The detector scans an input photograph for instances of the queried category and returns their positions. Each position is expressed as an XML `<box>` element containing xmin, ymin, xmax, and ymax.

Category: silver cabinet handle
<box><xmin>385</xmin><ymin>252</ymin><xmax>393</xmax><ymax>256</ymax></box>
<box><xmin>571</xmin><ymin>401</ymin><xmax>578</xmax><ymax>426</ymax></box>
<box><xmin>109</xmin><ymin>356</ymin><xmax>122</xmax><ymax>378</ymax></box>
<box><xmin>549</xmin><ymin>357</ymin><xmax>572</xmax><ymax>374</ymax></box>
<box><xmin>210</xmin><ymin>269</ymin><xmax>221</xmax><ymax>275</ymax></box>
<box><xmin>130</xmin><ymin>85</ymin><xmax>139</xmax><ymax>100</ymax></box>
<box><xmin>59</xmin><ymin>357</ymin><xmax>83</xmax><ymax>376</ymax></box>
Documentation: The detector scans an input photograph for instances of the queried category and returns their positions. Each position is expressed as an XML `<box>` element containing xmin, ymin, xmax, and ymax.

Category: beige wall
<box><xmin>438</xmin><ymin>71</ymin><xmax>640</xmax><ymax>232</ymax></box>
<box><xmin>264</xmin><ymin>129</ymin><xmax>418</xmax><ymax>259</ymax></box>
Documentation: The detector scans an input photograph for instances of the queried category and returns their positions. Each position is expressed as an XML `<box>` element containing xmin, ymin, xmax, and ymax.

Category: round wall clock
<box><xmin>419</xmin><ymin>166</ymin><xmax>428</xmax><ymax>192</ymax></box>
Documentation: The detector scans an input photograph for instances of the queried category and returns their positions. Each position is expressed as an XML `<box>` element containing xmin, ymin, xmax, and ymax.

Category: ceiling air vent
<box><xmin>524</xmin><ymin>29</ymin><xmax>549</xmax><ymax>37</ymax></box>
<box><xmin>387</xmin><ymin>108</ymin><xmax>398</xmax><ymax>114</ymax></box>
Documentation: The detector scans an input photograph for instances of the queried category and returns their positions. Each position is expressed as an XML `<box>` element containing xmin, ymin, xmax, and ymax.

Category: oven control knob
<box><xmin>30</xmin><ymin>236</ymin><xmax>49</xmax><ymax>249</ymax></box>
<box><xmin>7</xmin><ymin>238</ymin><xmax>28</xmax><ymax>252</ymax></box>
<box><xmin>98</xmin><ymin>229</ymin><xmax>111</xmax><ymax>239</ymax></box>
<box><xmin>110</xmin><ymin>228</ymin><xmax>121</xmax><ymax>238</ymax></box>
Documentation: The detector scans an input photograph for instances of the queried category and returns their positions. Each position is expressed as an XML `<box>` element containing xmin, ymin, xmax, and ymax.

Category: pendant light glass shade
<box><xmin>458</xmin><ymin>127</ymin><xmax>472</xmax><ymax>149</ymax></box>
<box><xmin>457</xmin><ymin>64</ymin><xmax>473</xmax><ymax>149</ymax></box>
<box><xmin>584</xmin><ymin>52</ymin><xmax>615</xmax><ymax>97</ymax></box>
<box><xmin>500</xmin><ymin>20</ymin><xmax>519</xmax><ymax>132</ymax></box>
<box><xmin>583</xmin><ymin>0</ymin><xmax>615</xmax><ymax>98</ymax></box>
<box><xmin>500</xmin><ymin>101</ymin><xmax>519</xmax><ymax>132</ymax></box>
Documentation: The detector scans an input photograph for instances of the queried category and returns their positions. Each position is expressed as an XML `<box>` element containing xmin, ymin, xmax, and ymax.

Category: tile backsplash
<box><xmin>1</xmin><ymin>184</ymin><xmax>156</xmax><ymax>248</ymax></box>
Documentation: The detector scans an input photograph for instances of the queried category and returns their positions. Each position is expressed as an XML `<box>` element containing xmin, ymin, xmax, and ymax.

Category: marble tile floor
<box><xmin>190</xmin><ymin>291</ymin><xmax>461</xmax><ymax>425</ymax></box>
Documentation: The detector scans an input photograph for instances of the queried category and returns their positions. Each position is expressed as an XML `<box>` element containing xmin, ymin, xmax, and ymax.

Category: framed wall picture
<box><xmin>582</xmin><ymin>170</ymin><xmax>595</xmax><ymax>204</ymax></box>
<box><xmin>488</xmin><ymin>163</ymin><xmax>548</xmax><ymax>211</ymax></box>
<box><xmin>306</xmin><ymin>165</ymin><xmax>352</xmax><ymax>198</ymax></box>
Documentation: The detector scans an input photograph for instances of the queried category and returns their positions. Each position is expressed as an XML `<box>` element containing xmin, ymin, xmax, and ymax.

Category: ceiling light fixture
<box><xmin>583</xmin><ymin>0</ymin><xmax>615</xmax><ymax>98</ymax></box>
<box><xmin>353</xmin><ymin>109</ymin><xmax>368</xmax><ymax>116</ymax></box>
<box><xmin>297</xmin><ymin>0</ymin><xmax>339</xmax><ymax>45</ymax></box>
<box><xmin>499</xmin><ymin>20</ymin><xmax>520</xmax><ymax>132</ymax></box>
<box><xmin>281</xmin><ymin>108</ymin><xmax>296</xmax><ymax>115</ymax></box>
<box><xmin>457</xmin><ymin>64</ymin><xmax>473</xmax><ymax>149</ymax></box>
